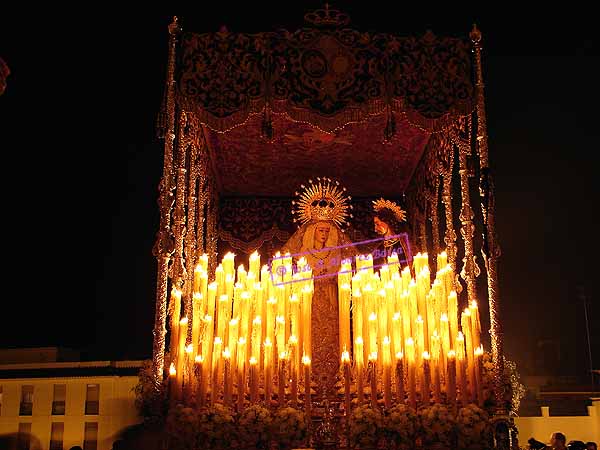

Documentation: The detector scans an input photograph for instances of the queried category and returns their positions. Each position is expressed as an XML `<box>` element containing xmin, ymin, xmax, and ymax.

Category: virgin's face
<box><xmin>314</xmin><ymin>222</ymin><xmax>331</xmax><ymax>245</ymax></box>
<box><xmin>374</xmin><ymin>216</ymin><xmax>388</xmax><ymax>235</ymax></box>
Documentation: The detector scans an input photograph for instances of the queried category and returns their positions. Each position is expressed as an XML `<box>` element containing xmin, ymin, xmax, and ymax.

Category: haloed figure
<box><xmin>282</xmin><ymin>178</ymin><xmax>354</xmax><ymax>400</ymax></box>
<box><xmin>371</xmin><ymin>198</ymin><xmax>412</xmax><ymax>270</ymax></box>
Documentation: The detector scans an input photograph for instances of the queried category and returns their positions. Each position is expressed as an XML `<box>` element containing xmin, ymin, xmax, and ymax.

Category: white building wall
<box><xmin>514</xmin><ymin>398</ymin><xmax>600</xmax><ymax>444</ymax></box>
<box><xmin>0</xmin><ymin>375</ymin><xmax>142</xmax><ymax>450</ymax></box>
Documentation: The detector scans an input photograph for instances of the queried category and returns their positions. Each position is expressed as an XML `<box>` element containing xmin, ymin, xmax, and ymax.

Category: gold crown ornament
<box><xmin>291</xmin><ymin>177</ymin><xmax>353</xmax><ymax>228</ymax></box>
<box><xmin>372</xmin><ymin>198</ymin><xmax>407</xmax><ymax>222</ymax></box>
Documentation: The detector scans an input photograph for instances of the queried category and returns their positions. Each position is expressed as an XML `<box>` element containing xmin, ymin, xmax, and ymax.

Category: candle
<box><xmin>395</xmin><ymin>352</ymin><xmax>405</xmax><ymax>404</ymax></box>
<box><xmin>194</xmin><ymin>355</ymin><xmax>206</xmax><ymax>406</ymax></box>
<box><xmin>192</xmin><ymin>293</ymin><xmax>202</xmax><ymax>359</ymax></box>
<box><xmin>355</xmin><ymin>337</ymin><xmax>364</xmax><ymax>404</ymax></box>
<box><xmin>249</xmin><ymin>250</ymin><xmax>260</xmax><ymax>280</ymax></box>
<box><xmin>422</xmin><ymin>351</ymin><xmax>431</xmax><ymax>406</ymax></box>
<box><xmin>289</xmin><ymin>336</ymin><xmax>298</xmax><ymax>407</ymax></box>
<box><xmin>251</xmin><ymin>316</ymin><xmax>262</xmax><ymax>361</ymax></box>
<box><xmin>437</xmin><ymin>251</ymin><xmax>448</xmax><ymax>271</ymax></box>
<box><xmin>207</xmin><ymin>282</ymin><xmax>217</xmax><ymax>321</ymax></box>
<box><xmin>223</xmin><ymin>251</ymin><xmax>235</xmax><ymax>278</ymax></box>
<box><xmin>391</xmin><ymin>312</ymin><xmax>402</xmax><ymax>360</ymax></box>
<box><xmin>415</xmin><ymin>315</ymin><xmax>425</xmax><ymax>367</ymax></box>
<box><xmin>211</xmin><ymin>336</ymin><xmax>222</xmax><ymax>405</ymax></box>
<box><xmin>461</xmin><ymin>310</ymin><xmax>475</xmax><ymax>401</ymax></box>
<box><xmin>223</xmin><ymin>347</ymin><xmax>232</xmax><ymax>406</ymax></box>
<box><xmin>368</xmin><ymin>353</ymin><xmax>378</xmax><ymax>409</ymax></box>
<box><xmin>198</xmin><ymin>253</ymin><xmax>209</xmax><ymax>273</ymax></box>
<box><xmin>339</xmin><ymin>284</ymin><xmax>351</xmax><ymax>356</ymax></box>
<box><xmin>440</xmin><ymin>313</ymin><xmax>450</xmax><ymax>381</ymax></box>
<box><xmin>474</xmin><ymin>345</ymin><xmax>484</xmax><ymax>406</ymax></box>
<box><xmin>469</xmin><ymin>300</ymin><xmax>482</xmax><ymax>353</ymax></box>
<box><xmin>217</xmin><ymin>294</ymin><xmax>230</xmax><ymax>343</ymax></box>
<box><xmin>447</xmin><ymin>290</ymin><xmax>458</xmax><ymax>346</ymax></box>
<box><xmin>225</xmin><ymin>274</ymin><xmax>235</xmax><ymax>306</ymax></box>
<box><xmin>184</xmin><ymin>344</ymin><xmax>194</xmax><ymax>403</ymax></box>
<box><xmin>169</xmin><ymin>288</ymin><xmax>182</xmax><ymax>364</ymax></box>
<box><xmin>201</xmin><ymin>315</ymin><xmax>214</xmax><ymax>394</ymax></box>
<box><xmin>275</xmin><ymin>315</ymin><xmax>286</xmax><ymax>358</ymax></box>
<box><xmin>382</xmin><ymin>337</ymin><xmax>392</xmax><ymax>409</ymax></box>
<box><xmin>430</xmin><ymin>334</ymin><xmax>442</xmax><ymax>404</ymax></box>
<box><xmin>267</xmin><ymin>297</ymin><xmax>277</xmax><ymax>351</ymax></box>
<box><xmin>341</xmin><ymin>351</ymin><xmax>351</xmax><ymax>414</ymax></box>
<box><xmin>289</xmin><ymin>294</ymin><xmax>300</xmax><ymax>352</ymax></box>
<box><xmin>303</xmin><ymin>355</ymin><xmax>312</xmax><ymax>416</ymax></box>
<box><xmin>249</xmin><ymin>356</ymin><xmax>258</xmax><ymax>403</ymax></box>
<box><xmin>237</xmin><ymin>337</ymin><xmax>246</xmax><ymax>411</ymax></box>
<box><xmin>368</xmin><ymin>312</ymin><xmax>378</xmax><ymax>357</ymax></box>
<box><xmin>193</xmin><ymin>264</ymin><xmax>203</xmax><ymax>295</ymax></box>
<box><xmin>301</xmin><ymin>286</ymin><xmax>313</xmax><ymax>359</ymax></box>
<box><xmin>168</xmin><ymin>363</ymin><xmax>179</xmax><ymax>404</ymax></box>
<box><xmin>406</xmin><ymin>337</ymin><xmax>416</xmax><ymax>409</ymax></box>
<box><xmin>278</xmin><ymin>351</ymin><xmax>287</xmax><ymax>406</ymax></box>
<box><xmin>456</xmin><ymin>332</ymin><xmax>468</xmax><ymax>405</ymax></box>
<box><xmin>446</xmin><ymin>351</ymin><xmax>457</xmax><ymax>411</ymax></box>
<box><xmin>264</xmin><ymin>338</ymin><xmax>273</xmax><ymax>405</ymax></box>
<box><xmin>237</xmin><ymin>264</ymin><xmax>247</xmax><ymax>287</ymax></box>
<box><xmin>228</xmin><ymin>318</ymin><xmax>239</xmax><ymax>375</ymax></box>
<box><xmin>215</xmin><ymin>265</ymin><xmax>225</xmax><ymax>297</ymax></box>
<box><xmin>176</xmin><ymin>318</ymin><xmax>188</xmax><ymax>402</ymax></box>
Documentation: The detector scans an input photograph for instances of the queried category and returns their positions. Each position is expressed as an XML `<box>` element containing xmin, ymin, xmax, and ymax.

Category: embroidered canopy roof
<box><xmin>173</xmin><ymin>8</ymin><xmax>477</xmax><ymax>198</ymax></box>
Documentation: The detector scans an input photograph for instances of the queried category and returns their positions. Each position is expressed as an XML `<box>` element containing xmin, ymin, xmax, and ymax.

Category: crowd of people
<box><xmin>528</xmin><ymin>432</ymin><xmax>597</xmax><ymax>450</ymax></box>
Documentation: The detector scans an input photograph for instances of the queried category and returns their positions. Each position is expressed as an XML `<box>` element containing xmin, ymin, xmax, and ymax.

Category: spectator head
<box><xmin>551</xmin><ymin>433</ymin><xmax>567</xmax><ymax>449</ymax></box>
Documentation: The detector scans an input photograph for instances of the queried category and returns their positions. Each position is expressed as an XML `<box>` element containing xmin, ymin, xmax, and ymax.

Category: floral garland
<box><xmin>481</xmin><ymin>351</ymin><xmax>526</xmax><ymax>416</ymax></box>
<box><xmin>271</xmin><ymin>406</ymin><xmax>308</xmax><ymax>447</ymax></box>
<box><xmin>197</xmin><ymin>403</ymin><xmax>236</xmax><ymax>449</ymax></box>
<box><xmin>384</xmin><ymin>404</ymin><xmax>418</xmax><ymax>447</ymax></box>
<box><xmin>236</xmin><ymin>404</ymin><xmax>273</xmax><ymax>449</ymax></box>
<box><xmin>456</xmin><ymin>403</ymin><xmax>493</xmax><ymax>450</ymax></box>
<box><xmin>417</xmin><ymin>403</ymin><xmax>456</xmax><ymax>447</ymax></box>
<box><xmin>166</xmin><ymin>404</ymin><xmax>198</xmax><ymax>449</ymax></box>
<box><xmin>347</xmin><ymin>404</ymin><xmax>384</xmax><ymax>448</ymax></box>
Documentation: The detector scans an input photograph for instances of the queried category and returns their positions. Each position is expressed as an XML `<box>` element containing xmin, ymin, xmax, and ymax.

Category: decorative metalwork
<box><xmin>442</xmin><ymin>166</ymin><xmax>458</xmax><ymax>274</ymax></box>
<box><xmin>471</xmin><ymin>24</ymin><xmax>505</xmax><ymax>415</ymax></box>
<box><xmin>452</xmin><ymin>118</ymin><xmax>479</xmax><ymax>305</ymax></box>
<box><xmin>430</xmin><ymin>176</ymin><xmax>441</xmax><ymax>259</ymax></box>
<box><xmin>152</xmin><ymin>16</ymin><xmax>180</xmax><ymax>389</ymax></box>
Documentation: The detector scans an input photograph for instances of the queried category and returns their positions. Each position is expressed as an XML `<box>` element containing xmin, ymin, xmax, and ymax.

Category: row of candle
<box><xmin>168</xmin><ymin>251</ymin><xmax>315</xmax><ymax>410</ymax></box>
<box><xmin>338</xmin><ymin>251</ymin><xmax>485</xmax><ymax>409</ymax></box>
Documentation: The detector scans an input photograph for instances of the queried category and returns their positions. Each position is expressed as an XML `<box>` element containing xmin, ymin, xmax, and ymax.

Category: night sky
<box><xmin>1</xmin><ymin>5</ymin><xmax>598</xmax><ymax>379</ymax></box>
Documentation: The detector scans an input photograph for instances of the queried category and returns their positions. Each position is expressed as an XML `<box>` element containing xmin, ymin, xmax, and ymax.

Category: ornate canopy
<box><xmin>167</xmin><ymin>11</ymin><xmax>476</xmax><ymax>198</ymax></box>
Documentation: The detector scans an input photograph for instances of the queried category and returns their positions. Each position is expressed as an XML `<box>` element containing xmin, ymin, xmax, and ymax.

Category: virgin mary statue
<box><xmin>281</xmin><ymin>177</ymin><xmax>356</xmax><ymax>400</ymax></box>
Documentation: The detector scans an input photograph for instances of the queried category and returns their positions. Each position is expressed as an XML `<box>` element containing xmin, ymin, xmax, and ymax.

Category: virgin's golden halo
<box><xmin>291</xmin><ymin>177</ymin><xmax>352</xmax><ymax>227</ymax></box>
<box><xmin>372</xmin><ymin>198</ymin><xmax>407</xmax><ymax>222</ymax></box>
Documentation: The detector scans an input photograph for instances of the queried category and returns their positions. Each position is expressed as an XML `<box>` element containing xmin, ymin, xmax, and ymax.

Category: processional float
<box><xmin>149</xmin><ymin>7</ymin><xmax>516</xmax><ymax>449</ymax></box>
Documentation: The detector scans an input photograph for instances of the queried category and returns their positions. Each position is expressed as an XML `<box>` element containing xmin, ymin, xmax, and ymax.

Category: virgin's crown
<box><xmin>292</xmin><ymin>177</ymin><xmax>352</xmax><ymax>228</ymax></box>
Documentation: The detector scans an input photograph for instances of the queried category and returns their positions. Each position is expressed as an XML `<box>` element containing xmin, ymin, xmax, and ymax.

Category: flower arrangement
<box><xmin>197</xmin><ymin>403</ymin><xmax>236</xmax><ymax>449</ymax></box>
<box><xmin>481</xmin><ymin>351</ymin><xmax>526</xmax><ymax>416</ymax></box>
<box><xmin>347</xmin><ymin>404</ymin><xmax>383</xmax><ymax>449</ymax></box>
<box><xmin>383</xmin><ymin>404</ymin><xmax>418</xmax><ymax>448</ymax></box>
<box><xmin>456</xmin><ymin>403</ymin><xmax>493</xmax><ymax>450</ymax></box>
<box><xmin>270</xmin><ymin>406</ymin><xmax>308</xmax><ymax>448</ymax></box>
<box><xmin>133</xmin><ymin>359</ymin><xmax>167</xmax><ymax>423</ymax></box>
<box><xmin>417</xmin><ymin>403</ymin><xmax>456</xmax><ymax>448</ymax></box>
<box><xmin>236</xmin><ymin>404</ymin><xmax>273</xmax><ymax>449</ymax></box>
<box><xmin>165</xmin><ymin>404</ymin><xmax>199</xmax><ymax>450</ymax></box>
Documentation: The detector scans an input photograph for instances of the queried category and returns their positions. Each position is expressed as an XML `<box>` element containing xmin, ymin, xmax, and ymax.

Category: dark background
<box><xmin>1</xmin><ymin>4</ymin><xmax>598</xmax><ymax>380</ymax></box>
